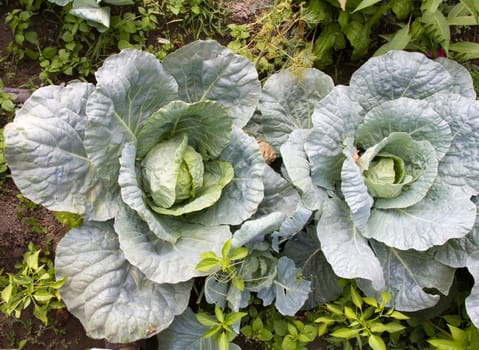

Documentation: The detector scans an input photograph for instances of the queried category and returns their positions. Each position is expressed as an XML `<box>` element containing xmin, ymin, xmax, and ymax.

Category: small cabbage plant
<box><xmin>266</xmin><ymin>50</ymin><xmax>479</xmax><ymax>325</ymax></box>
<box><xmin>4</xmin><ymin>40</ymin><xmax>271</xmax><ymax>343</ymax></box>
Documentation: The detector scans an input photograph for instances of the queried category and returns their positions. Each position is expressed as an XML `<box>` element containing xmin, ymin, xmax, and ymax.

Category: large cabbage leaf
<box><xmin>4</xmin><ymin>83</ymin><xmax>119</xmax><ymax>221</ymax></box>
<box><xmin>55</xmin><ymin>221</ymin><xmax>192</xmax><ymax>342</ymax></box>
<box><xmin>163</xmin><ymin>40</ymin><xmax>260</xmax><ymax>128</ymax></box>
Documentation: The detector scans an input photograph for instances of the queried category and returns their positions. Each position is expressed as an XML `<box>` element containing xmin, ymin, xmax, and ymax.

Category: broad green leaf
<box><xmin>163</xmin><ymin>40</ymin><xmax>261</xmax><ymax>128</ymax></box>
<box><xmin>305</xmin><ymin>86</ymin><xmax>362</xmax><ymax>190</ymax></box>
<box><xmin>448</xmin><ymin>324</ymin><xmax>467</xmax><ymax>343</ymax></box>
<box><xmin>191</xmin><ymin>127</ymin><xmax>264</xmax><ymax>226</ymax></box>
<box><xmin>366</xmin><ymin>181</ymin><xmax>476</xmax><ymax>251</ymax></box>
<box><xmin>1</xmin><ymin>284</ymin><xmax>12</xmax><ymax>303</ymax></box>
<box><xmin>341</xmin><ymin>138</ymin><xmax>373</xmax><ymax>230</ymax></box>
<box><xmin>316</xmin><ymin>198</ymin><xmax>385</xmax><ymax>291</ymax></box>
<box><xmin>350</xmin><ymin>50</ymin><xmax>454</xmax><ymax>113</ymax></box>
<box><xmin>371</xmin><ymin>241</ymin><xmax>455</xmax><ymax>312</ymax></box>
<box><xmin>370</xmin><ymin>322</ymin><xmax>405</xmax><ymax>333</ymax></box>
<box><xmin>156</xmin><ymin>308</ymin><xmax>242</xmax><ymax>350</ymax></box>
<box><xmin>368</xmin><ymin>334</ymin><xmax>386</xmax><ymax>350</ymax></box>
<box><xmin>281</xmin><ymin>129</ymin><xmax>327</xmax><ymax>211</ymax></box>
<box><xmin>427</xmin><ymin>339</ymin><xmax>464</xmax><ymax>350</ymax></box>
<box><xmin>114</xmin><ymin>205</ymin><xmax>231</xmax><ymax>284</ymax></box>
<box><xmin>421</xmin><ymin>10</ymin><xmax>450</xmax><ymax>53</ymax></box>
<box><xmin>55</xmin><ymin>221</ymin><xmax>191</xmax><ymax>343</ymax></box>
<box><xmin>373</xmin><ymin>25</ymin><xmax>411</xmax><ymax>56</ymax></box>
<box><xmin>195</xmin><ymin>258</ymin><xmax>220</xmax><ymax>273</ymax></box>
<box><xmin>85</xmin><ymin>49</ymin><xmax>178</xmax><ymax>180</ymax></box>
<box><xmin>330</xmin><ymin>328</ymin><xmax>361</xmax><ymax>339</ymax></box>
<box><xmin>356</xmin><ymin>98</ymin><xmax>451</xmax><ymax>160</ymax></box>
<box><xmin>196</xmin><ymin>312</ymin><xmax>218</xmax><ymax>327</ymax></box>
<box><xmin>449</xmin><ymin>41</ymin><xmax>479</xmax><ymax>61</ymax></box>
<box><xmin>343</xmin><ymin>21</ymin><xmax>370</xmax><ymax>59</ymax></box>
<box><xmin>259</xmin><ymin>68</ymin><xmax>334</xmax><ymax>151</ymax></box>
<box><xmin>136</xmin><ymin>100</ymin><xmax>232</xmax><ymax>159</ymax></box>
<box><xmin>4</xmin><ymin>83</ymin><xmax>119</xmax><ymax>221</ymax></box>
<box><xmin>283</xmin><ymin>228</ymin><xmax>342</xmax><ymax>308</ymax></box>
<box><xmin>352</xmin><ymin>0</ymin><xmax>382</xmax><ymax>13</ymax></box>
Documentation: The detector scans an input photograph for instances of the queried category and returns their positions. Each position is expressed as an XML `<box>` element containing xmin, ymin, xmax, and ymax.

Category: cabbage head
<box><xmin>276</xmin><ymin>50</ymin><xmax>479</xmax><ymax>322</ymax></box>
<box><xmin>4</xmin><ymin>40</ymin><xmax>266</xmax><ymax>342</ymax></box>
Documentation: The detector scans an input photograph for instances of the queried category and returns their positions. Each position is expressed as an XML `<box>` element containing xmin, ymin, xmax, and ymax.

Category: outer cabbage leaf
<box><xmin>4</xmin><ymin>83</ymin><xmax>119</xmax><ymax>221</ymax></box>
<box><xmin>349</xmin><ymin>50</ymin><xmax>454</xmax><ymax>112</ymax></box>
<box><xmin>191</xmin><ymin>127</ymin><xmax>264</xmax><ymax>226</ymax></box>
<box><xmin>155</xmin><ymin>308</ymin><xmax>242</xmax><ymax>350</ymax></box>
<box><xmin>435</xmin><ymin>57</ymin><xmax>476</xmax><ymax>99</ymax></box>
<box><xmin>365</xmin><ymin>181</ymin><xmax>476</xmax><ymax>251</ymax></box>
<box><xmin>465</xmin><ymin>261</ymin><xmax>479</xmax><ymax>329</ymax></box>
<box><xmin>355</xmin><ymin>98</ymin><xmax>451</xmax><ymax>160</ymax></box>
<box><xmin>231</xmin><ymin>212</ymin><xmax>286</xmax><ymax>248</ymax></box>
<box><xmin>136</xmin><ymin>100</ymin><xmax>232</xmax><ymax>159</ymax></box>
<box><xmin>280</xmin><ymin>129</ymin><xmax>327</xmax><ymax>211</ymax></box>
<box><xmin>85</xmin><ymin>49</ymin><xmax>178</xmax><ymax>180</ymax></box>
<box><xmin>55</xmin><ymin>221</ymin><xmax>191</xmax><ymax>343</ymax></box>
<box><xmin>305</xmin><ymin>86</ymin><xmax>362</xmax><ymax>189</ymax></box>
<box><xmin>428</xmin><ymin>95</ymin><xmax>479</xmax><ymax>194</ymax></box>
<box><xmin>316</xmin><ymin>198</ymin><xmax>385</xmax><ymax>291</ymax></box>
<box><xmin>69</xmin><ymin>0</ymin><xmax>111</xmax><ymax>32</ymax></box>
<box><xmin>115</xmin><ymin>205</ymin><xmax>231</xmax><ymax>284</ymax></box>
<box><xmin>162</xmin><ymin>40</ymin><xmax>260</xmax><ymax>128</ymax></box>
<box><xmin>341</xmin><ymin>138</ymin><xmax>373</xmax><ymax>230</ymax></box>
<box><xmin>259</xmin><ymin>68</ymin><xmax>334</xmax><ymax>151</ymax></box>
<box><xmin>370</xmin><ymin>241</ymin><xmax>455</xmax><ymax>312</ymax></box>
<box><xmin>257</xmin><ymin>256</ymin><xmax>311</xmax><ymax>316</ymax></box>
<box><xmin>283</xmin><ymin>228</ymin><xmax>342</xmax><ymax>309</ymax></box>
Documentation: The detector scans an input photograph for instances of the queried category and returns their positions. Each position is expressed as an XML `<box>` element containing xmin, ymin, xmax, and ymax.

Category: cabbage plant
<box><xmin>273</xmin><ymin>51</ymin><xmax>479</xmax><ymax>324</ymax></box>
<box><xmin>4</xmin><ymin>40</ymin><xmax>268</xmax><ymax>343</ymax></box>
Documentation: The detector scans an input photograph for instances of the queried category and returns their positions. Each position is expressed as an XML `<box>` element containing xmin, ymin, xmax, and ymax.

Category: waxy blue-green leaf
<box><xmin>115</xmin><ymin>205</ymin><xmax>231</xmax><ymax>284</ymax></box>
<box><xmin>231</xmin><ymin>212</ymin><xmax>286</xmax><ymax>248</ymax></box>
<box><xmin>365</xmin><ymin>181</ymin><xmax>476</xmax><ymax>251</ymax></box>
<box><xmin>350</xmin><ymin>50</ymin><xmax>454</xmax><ymax>112</ymax></box>
<box><xmin>155</xmin><ymin>308</ymin><xmax>241</xmax><ymax>350</ymax></box>
<box><xmin>428</xmin><ymin>95</ymin><xmax>479</xmax><ymax>194</ymax></box>
<box><xmin>163</xmin><ymin>40</ymin><xmax>261</xmax><ymax>128</ymax></box>
<box><xmin>259</xmin><ymin>68</ymin><xmax>334</xmax><ymax>151</ymax></box>
<box><xmin>435</xmin><ymin>57</ymin><xmax>476</xmax><ymax>98</ymax></box>
<box><xmin>191</xmin><ymin>127</ymin><xmax>264</xmax><ymax>226</ymax></box>
<box><xmin>118</xmin><ymin>142</ymin><xmax>176</xmax><ymax>242</ymax></box>
<box><xmin>371</xmin><ymin>241</ymin><xmax>455</xmax><ymax>311</ymax></box>
<box><xmin>306</xmin><ymin>86</ymin><xmax>362</xmax><ymax>189</ymax></box>
<box><xmin>55</xmin><ymin>221</ymin><xmax>191</xmax><ymax>343</ymax></box>
<box><xmin>283</xmin><ymin>228</ymin><xmax>342</xmax><ymax>308</ymax></box>
<box><xmin>136</xmin><ymin>100</ymin><xmax>232</xmax><ymax>159</ymax></box>
<box><xmin>257</xmin><ymin>257</ymin><xmax>311</xmax><ymax>316</ymax></box>
<box><xmin>465</xmin><ymin>260</ymin><xmax>479</xmax><ymax>328</ymax></box>
<box><xmin>355</xmin><ymin>98</ymin><xmax>451</xmax><ymax>160</ymax></box>
<box><xmin>85</xmin><ymin>49</ymin><xmax>178</xmax><ymax>180</ymax></box>
<box><xmin>341</xmin><ymin>138</ymin><xmax>373</xmax><ymax>230</ymax></box>
<box><xmin>316</xmin><ymin>198</ymin><xmax>385</xmax><ymax>291</ymax></box>
<box><xmin>4</xmin><ymin>83</ymin><xmax>119</xmax><ymax>221</ymax></box>
<box><xmin>69</xmin><ymin>0</ymin><xmax>111</xmax><ymax>32</ymax></box>
<box><xmin>280</xmin><ymin>129</ymin><xmax>327</xmax><ymax>211</ymax></box>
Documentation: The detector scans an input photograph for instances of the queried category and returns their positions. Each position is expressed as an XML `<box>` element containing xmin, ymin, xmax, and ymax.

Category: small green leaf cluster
<box><xmin>0</xmin><ymin>79</ymin><xmax>17</xmax><ymax>116</ymax></box>
<box><xmin>0</xmin><ymin>128</ymin><xmax>9</xmax><ymax>181</ymax></box>
<box><xmin>196</xmin><ymin>304</ymin><xmax>247</xmax><ymax>350</ymax></box>
<box><xmin>161</xmin><ymin>0</ymin><xmax>230</xmax><ymax>39</ymax></box>
<box><xmin>241</xmin><ymin>301</ymin><xmax>317</xmax><ymax>350</ymax></box>
<box><xmin>196</xmin><ymin>239</ymin><xmax>248</xmax><ymax>291</ymax></box>
<box><xmin>53</xmin><ymin>211</ymin><xmax>83</xmax><ymax>231</ymax></box>
<box><xmin>426</xmin><ymin>312</ymin><xmax>479</xmax><ymax>350</ymax></box>
<box><xmin>16</xmin><ymin>194</ymin><xmax>48</xmax><ymax>234</ymax></box>
<box><xmin>0</xmin><ymin>242</ymin><xmax>65</xmax><ymax>324</ymax></box>
<box><xmin>315</xmin><ymin>282</ymin><xmax>409</xmax><ymax>350</ymax></box>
